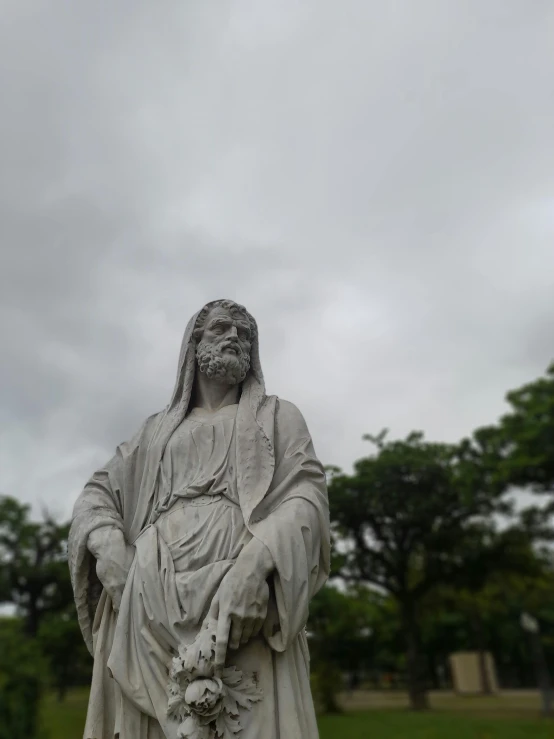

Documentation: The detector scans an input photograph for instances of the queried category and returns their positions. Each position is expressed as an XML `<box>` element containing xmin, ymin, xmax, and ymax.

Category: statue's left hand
<box><xmin>209</xmin><ymin>539</ymin><xmax>274</xmax><ymax>671</ymax></box>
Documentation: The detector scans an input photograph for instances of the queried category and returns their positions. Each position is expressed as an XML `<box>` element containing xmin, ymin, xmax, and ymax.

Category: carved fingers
<box><xmin>214</xmin><ymin>610</ymin><xmax>231</xmax><ymax>674</ymax></box>
<box><xmin>210</xmin><ymin>569</ymin><xmax>270</xmax><ymax>671</ymax></box>
<box><xmin>237</xmin><ymin>615</ymin><xmax>264</xmax><ymax>647</ymax></box>
<box><xmin>94</xmin><ymin>544</ymin><xmax>135</xmax><ymax>613</ymax></box>
<box><xmin>96</xmin><ymin>558</ymin><xmax>125</xmax><ymax>611</ymax></box>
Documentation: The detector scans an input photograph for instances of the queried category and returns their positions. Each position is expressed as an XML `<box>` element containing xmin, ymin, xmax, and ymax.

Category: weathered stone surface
<box><xmin>69</xmin><ymin>300</ymin><xmax>330</xmax><ymax>738</ymax></box>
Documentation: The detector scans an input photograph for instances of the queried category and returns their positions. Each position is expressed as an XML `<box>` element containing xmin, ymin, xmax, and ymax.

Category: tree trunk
<box><xmin>529</xmin><ymin>631</ymin><xmax>553</xmax><ymax>716</ymax></box>
<box><xmin>427</xmin><ymin>651</ymin><xmax>440</xmax><ymax>690</ymax></box>
<box><xmin>472</xmin><ymin>612</ymin><xmax>493</xmax><ymax>695</ymax></box>
<box><xmin>313</xmin><ymin>661</ymin><xmax>343</xmax><ymax>714</ymax></box>
<box><xmin>401</xmin><ymin>598</ymin><xmax>429</xmax><ymax>711</ymax></box>
<box><xmin>25</xmin><ymin>598</ymin><xmax>40</xmax><ymax>637</ymax></box>
<box><xmin>57</xmin><ymin>682</ymin><xmax>68</xmax><ymax>703</ymax></box>
<box><xmin>477</xmin><ymin>649</ymin><xmax>493</xmax><ymax>695</ymax></box>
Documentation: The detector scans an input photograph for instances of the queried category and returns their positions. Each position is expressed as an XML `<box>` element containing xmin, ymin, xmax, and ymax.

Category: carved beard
<box><xmin>196</xmin><ymin>339</ymin><xmax>250</xmax><ymax>385</ymax></box>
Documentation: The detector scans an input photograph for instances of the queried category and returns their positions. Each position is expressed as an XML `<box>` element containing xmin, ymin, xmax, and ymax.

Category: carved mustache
<box><xmin>219</xmin><ymin>340</ymin><xmax>242</xmax><ymax>354</ymax></box>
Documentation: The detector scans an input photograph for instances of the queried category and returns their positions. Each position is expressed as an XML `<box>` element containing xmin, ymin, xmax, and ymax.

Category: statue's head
<box><xmin>193</xmin><ymin>300</ymin><xmax>256</xmax><ymax>386</ymax></box>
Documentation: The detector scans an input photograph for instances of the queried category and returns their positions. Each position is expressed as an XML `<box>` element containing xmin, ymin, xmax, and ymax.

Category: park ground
<box><xmin>42</xmin><ymin>689</ymin><xmax>554</xmax><ymax>738</ymax></box>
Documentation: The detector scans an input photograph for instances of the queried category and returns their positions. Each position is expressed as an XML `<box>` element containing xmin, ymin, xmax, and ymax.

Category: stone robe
<box><xmin>68</xmin><ymin>304</ymin><xmax>330</xmax><ymax>739</ymax></box>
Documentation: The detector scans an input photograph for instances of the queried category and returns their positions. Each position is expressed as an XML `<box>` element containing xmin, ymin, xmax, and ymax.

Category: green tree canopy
<box><xmin>327</xmin><ymin>430</ymin><xmax>512</xmax><ymax>710</ymax></box>
<box><xmin>472</xmin><ymin>362</ymin><xmax>554</xmax><ymax>507</ymax></box>
<box><xmin>0</xmin><ymin>496</ymin><xmax>72</xmax><ymax>636</ymax></box>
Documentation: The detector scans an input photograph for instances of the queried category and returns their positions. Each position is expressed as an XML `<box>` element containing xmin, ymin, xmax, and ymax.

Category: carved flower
<box><xmin>168</xmin><ymin>621</ymin><xmax>263</xmax><ymax>739</ymax></box>
<box><xmin>184</xmin><ymin>678</ymin><xmax>225</xmax><ymax>723</ymax></box>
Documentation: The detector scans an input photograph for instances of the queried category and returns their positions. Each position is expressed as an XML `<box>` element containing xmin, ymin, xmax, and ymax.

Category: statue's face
<box><xmin>195</xmin><ymin>306</ymin><xmax>252</xmax><ymax>385</ymax></box>
<box><xmin>202</xmin><ymin>306</ymin><xmax>252</xmax><ymax>356</ymax></box>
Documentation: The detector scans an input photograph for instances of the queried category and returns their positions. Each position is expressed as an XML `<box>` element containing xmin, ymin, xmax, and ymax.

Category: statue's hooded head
<box><xmin>167</xmin><ymin>299</ymin><xmax>264</xmax><ymax>419</ymax></box>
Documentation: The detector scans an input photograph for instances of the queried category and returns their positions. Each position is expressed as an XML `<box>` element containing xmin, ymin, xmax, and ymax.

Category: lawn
<box><xmin>42</xmin><ymin>689</ymin><xmax>552</xmax><ymax>738</ymax></box>
<box><xmin>41</xmin><ymin>688</ymin><xmax>89</xmax><ymax>738</ymax></box>
<box><xmin>319</xmin><ymin>709</ymin><xmax>553</xmax><ymax>739</ymax></box>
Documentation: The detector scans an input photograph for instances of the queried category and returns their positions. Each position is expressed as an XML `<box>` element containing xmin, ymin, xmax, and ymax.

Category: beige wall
<box><xmin>449</xmin><ymin>652</ymin><xmax>499</xmax><ymax>694</ymax></box>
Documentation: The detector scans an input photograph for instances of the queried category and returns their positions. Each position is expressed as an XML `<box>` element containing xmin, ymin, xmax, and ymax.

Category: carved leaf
<box><xmin>168</xmin><ymin>692</ymin><xmax>191</xmax><ymax>723</ymax></box>
<box><xmin>221</xmin><ymin>666</ymin><xmax>243</xmax><ymax>687</ymax></box>
<box><xmin>215</xmin><ymin>708</ymin><xmax>242</xmax><ymax>737</ymax></box>
<box><xmin>222</xmin><ymin>667</ymin><xmax>263</xmax><ymax>713</ymax></box>
<box><xmin>177</xmin><ymin>716</ymin><xmax>211</xmax><ymax>739</ymax></box>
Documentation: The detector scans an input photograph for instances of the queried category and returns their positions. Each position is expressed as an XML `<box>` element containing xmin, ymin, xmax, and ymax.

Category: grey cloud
<box><xmin>1</xmin><ymin>1</ymin><xmax>554</xmax><ymax>517</ymax></box>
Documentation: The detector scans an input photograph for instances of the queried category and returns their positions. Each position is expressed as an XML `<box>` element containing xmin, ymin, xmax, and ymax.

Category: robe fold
<box><xmin>68</xmin><ymin>302</ymin><xmax>330</xmax><ymax>739</ymax></box>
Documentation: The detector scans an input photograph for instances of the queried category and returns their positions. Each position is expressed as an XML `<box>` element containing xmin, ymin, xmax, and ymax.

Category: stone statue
<box><xmin>68</xmin><ymin>299</ymin><xmax>330</xmax><ymax>739</ymax></box>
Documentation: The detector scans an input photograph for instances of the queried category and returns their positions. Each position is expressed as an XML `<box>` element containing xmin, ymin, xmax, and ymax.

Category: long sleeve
<box><xmin>248</xmin><ymin>400</ymin><xmax>330</xmax><ymax>651</ymax></box>
<box><xmin>69</xmin><ymin>460</ymin><xmax>128</xmax><ymax>653</ymax></box>
<box><xmin>68</xmin><ymin>417</ymin><xmax>152</xmax><ymax>654</ymax></box>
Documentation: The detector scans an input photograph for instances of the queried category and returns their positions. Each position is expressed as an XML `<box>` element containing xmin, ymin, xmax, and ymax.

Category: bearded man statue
<box><xmin>68</xmin><ymin>299</ymin><xmax>330</xmax><ymax>739</ymax></box>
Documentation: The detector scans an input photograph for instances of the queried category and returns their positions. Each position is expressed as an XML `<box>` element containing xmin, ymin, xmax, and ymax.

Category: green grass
<box><xmin>340</xmin><ymin>688</ymin><xmax>544</xmax><ymax>717</ymax></box>
<box><xmin>319</xmin><ymin>710</ymin><xmax>552</xmax><ymax>739</ymax></box>
<box><xmin>41</xmin><ymin>689</ymin><xmax>551</xmax><ymax>738</ymax></box>
<box><xmin>41</xmin><ymin>688</ymin><xmax>89</xmax><ymax>738</ymax></box>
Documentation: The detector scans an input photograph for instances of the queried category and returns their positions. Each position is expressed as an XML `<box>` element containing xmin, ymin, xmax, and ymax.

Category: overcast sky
<box><xmin>1</xmin><ymin>1</ymin><xmax>553</xmax><ymax>519</ymax></box>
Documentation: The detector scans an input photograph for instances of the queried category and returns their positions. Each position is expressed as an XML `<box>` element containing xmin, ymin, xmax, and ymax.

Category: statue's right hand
<box><xmin>95</xmin><ymin>551</ymin><xmax>133</xmax><ymax>611</ymax></box>
<box><xmin>88</xmin><ymin>528</ymin><xmax>134</xmax><ymax>612</ymax></box>
<box><xmin>208</xmin><ymin>557</ymin><xmax>270</xmax><ymax>673</ymax></box>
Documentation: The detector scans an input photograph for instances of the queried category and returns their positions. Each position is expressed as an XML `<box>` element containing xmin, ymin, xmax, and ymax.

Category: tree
<box><xmin>0</xmin><ymin>496</ymin><xmax>72</xmax><ymax>636</ymax></box>
<box><xmin>472</xmin><ymin>362</ymin><xmax>554</xmax><ymax>509</ymax></box>
<box><xmin>424</xmin><ymin>524</ymin><xmax>547</xmax><ymax>694</ymax></box>
<box><xmin>0</xmin><ymin>617</ymin><xmax>44</xmax><ymax>739</ymax></box>
<box><xmin>37</xmin><ymin>610</ymin><xmax>92</xmax><ymax>702</ymax></box>
<box><xmin>308</xmin><ymin>585</ymin><xmax>380</xmax><ymax>713</ymax></box>
<box><xmin>327</xmin><ymin>430</ymin><xmax>509</xmax><ymax>710</ymax></box>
